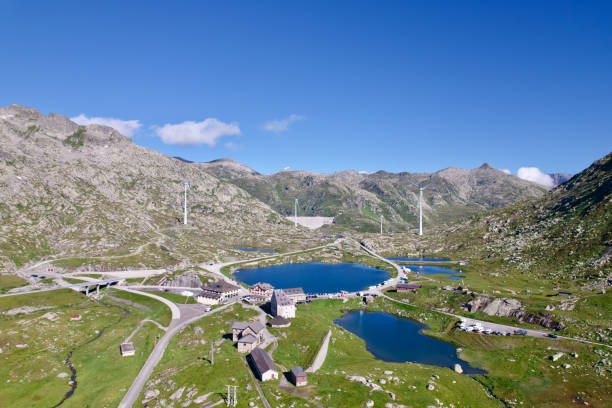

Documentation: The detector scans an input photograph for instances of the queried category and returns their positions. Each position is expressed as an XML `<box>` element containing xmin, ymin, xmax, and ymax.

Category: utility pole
<box><xmin>294</xmin><ymin>198</ymin><xmax>298</xmax><ymax>228</ymax></box>
<box><xmin>225</xmin><ymin>385</ymin><xmax>237</xmax><ymax>406</ymax></box>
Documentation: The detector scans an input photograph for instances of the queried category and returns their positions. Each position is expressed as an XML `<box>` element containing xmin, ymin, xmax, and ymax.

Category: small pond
<box><xmin>236</xmin><ymin>247</ymin><xmax>277</xmax><ymax>254</ymax></box>
<box><xmin>234</xmin><ymin>262</ymin><xmax>389</xmax><ymax>294</ymax></box>
<box><xmin>334</xmin><ymin>311</ymin><xmax>486</xmax><ymax>374</ymax></box>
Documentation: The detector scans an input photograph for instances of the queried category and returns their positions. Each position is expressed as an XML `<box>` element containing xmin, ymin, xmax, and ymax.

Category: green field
<box><xmin>0</xmin><ymin>274</ymin><xmax>28</xmax><ymax>294</ymax></box>
<box><xmin>0</xmin><ymin>289</ymin><xmax>165</xmax><ymax>407</ymax></box>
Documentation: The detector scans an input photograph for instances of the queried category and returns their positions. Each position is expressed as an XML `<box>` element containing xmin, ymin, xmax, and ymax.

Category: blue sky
<box><xmin>1</xmin><ymin>1</ymin><xmax>611</xmax><ymax>176</ymax></box>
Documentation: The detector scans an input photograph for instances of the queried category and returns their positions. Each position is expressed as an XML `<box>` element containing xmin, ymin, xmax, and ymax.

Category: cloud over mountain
<box><xmin>156</xmin><ymin>118</ymin><xmax>240</xmax><ymax>146</ymax></box>
<box><xmin>517</xmin><ymin>167</ymin><xmax>555</xmax><ymax>188</ymax></box>
<box><xmin>71</xmin><ymin>114</ymin><xmax>142</xmax><ymax>137</ymax></box>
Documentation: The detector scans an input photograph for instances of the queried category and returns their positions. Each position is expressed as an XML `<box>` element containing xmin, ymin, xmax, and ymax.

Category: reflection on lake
<box><xmin>335</xmin><ymin>311</ymin><xmax>486</xmax><ymax>374</ymax></box>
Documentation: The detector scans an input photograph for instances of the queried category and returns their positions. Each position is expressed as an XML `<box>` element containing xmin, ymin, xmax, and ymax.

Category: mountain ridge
<box><xmin>198</xmin><ymin>157</ymin><xmax>548</xmax><ymax>232</ymax></box>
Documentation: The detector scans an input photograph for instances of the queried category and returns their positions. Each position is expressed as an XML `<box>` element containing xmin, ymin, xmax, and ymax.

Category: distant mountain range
<box><xmin>198</xmin><ymin>159</ymin><xmax>548</xmax><ymax>232</ymax></box>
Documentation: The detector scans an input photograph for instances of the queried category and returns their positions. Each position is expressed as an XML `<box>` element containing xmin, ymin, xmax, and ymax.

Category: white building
<box><xmin>271</xmin><ymin>289</ymin><xmax>296</xmax><ymax>319</ymax></box>
<box><xmin>249</xmin><ymin>348</ymin><xmax>278</xmax><ymax>381</ymax></box>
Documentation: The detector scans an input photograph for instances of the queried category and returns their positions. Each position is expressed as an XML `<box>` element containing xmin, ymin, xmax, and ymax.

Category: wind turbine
<box><xmin>183</xmin><ymin>180</ymin><xmax>190</xmax><ymax>225</ymax></box>
<box><xmin>409</xmin><ymin>177</ymin><xmax>433</xmax><ymax>236</ymax></box>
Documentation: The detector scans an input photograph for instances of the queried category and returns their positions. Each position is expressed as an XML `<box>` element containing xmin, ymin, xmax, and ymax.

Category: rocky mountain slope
<box><xmin>0</xmin><ymin>105</ymin><xmax>314</xmax><ymax>272</ymax></box>
<box><xmin>198</xmin><ymin>159</ymin><xmax>547</xmax><ymax>232</ymax></box>
<box><xmin>371</xmin><ymin>152</ymin><xmax>611</xmax><ymax>286</ymax></box>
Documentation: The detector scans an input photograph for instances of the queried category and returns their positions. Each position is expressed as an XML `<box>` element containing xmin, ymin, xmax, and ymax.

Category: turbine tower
<box><xmin>409</xmin><ymin>178</ymin><xmax>433</xmax><ymax>236</ymax></box>
<box><xmin>419</xmin><ymin>187</ymin><xmax>423</xmax><ymax>236</ymax></box>
<box><xmin>183</xmin><ymin>180</ymin><xmax>190</xmax><ymax>225</ymax></box>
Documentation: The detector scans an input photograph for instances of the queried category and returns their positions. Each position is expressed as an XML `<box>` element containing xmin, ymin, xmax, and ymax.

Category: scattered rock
<box><xmin>427</xmin><ymin>383</ymin><xmax>435</xmax><ymax>391</ymax></box>
<box><xmin>550</xmin><ymin>352</ymin><xmax>564</xmax><ymax>362</ymax></box>
<box><xmin>365</xmin><ymin>400</ymin><xmax>374</xmax><ymax>408</ymax></box>
<box><xmin>170</xmin><ymin>386</ymin><xmax>185</xmax><ymax>400</ymax></box>
<box><xmin>56</xmin><ymin>372</ymin><xmax>69</xmax><ymax>378</ymax></box>
<box><xmin>454</xmin><ymin>363</ymin><xmax>463</xmax><ymax>374</ymax></box>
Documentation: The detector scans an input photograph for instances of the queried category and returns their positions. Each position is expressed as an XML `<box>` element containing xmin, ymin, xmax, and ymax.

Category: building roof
<box><xmin>272</xmin><ymin>290</ymin><xmax>294</xmax><ymax>306</ymax></box>
<box><xmin>203</xmin><ymin>280</ymin><xmax>240</xmax><ymax>294</ymax></box>
<box><xmin>238</xmin><ymin>334</ymin><xmax>258</xmax><ymax>344</ymax></box>
<box><xmin>198</xmin><ymin>291</ymin><xmax>221</xmax><ymax>300</ymax></box>
<box><xmin>250</xmin><ymin>348</ymin><xmax>276</xmax><ymax>374</ymax></box>
<box><xmin>283</xmin><ymin>287</ymin><xmax>304</xmax><ymax>296</ymax></box>
<box><xmin>290</xmin><ymin>366</ymin><xmax>306</xmax><ymax>377</ymax></box>
<box><xmin>247</xmin><ymin>321</ymin><xmax>265</xmax><ymax>334</ymax></box>
<box><xmin>397</xmin><ymin>283</ymin><xmax>422</xmax><ymax>290</ymax></box>
<box><xmin>268</xmin><ymin>316</ymin><xmax>290</xmax><ymax>327</ymax></box>
<box><xmin>232</xmin><ymin>321</ymin><xmax>249</xmax><ymax>331</ymax></box>
<box><xmin>120</xmin><ymin>342</ymin><xmax>135</xmax><ymax>352</ymax></box>
<box><xmin>252</xmin><ymin>282</ymin><xmax>274</xmax><ymax>291</ymax></box>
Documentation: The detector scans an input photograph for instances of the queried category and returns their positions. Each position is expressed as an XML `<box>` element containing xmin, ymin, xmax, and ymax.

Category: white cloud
<box><xmin>517</xmin><ymin>167</ymin><xmax>554</xmax><ymax>188</ymax></box>
<box><xmin>71</xmin><ymin>114</ymin><xmax>142</xmax><ymax>137</ymax></box>
<box><xmin>263</xmin><ymin>114</ymin><xmax>304</xmax><ymax>133</ymax></box>
<box><xmin>358</xmin><ymin>170</ymin><xmax>372</xmax><ymax>174</ymax></box>
<box><xmin>501</xmin><ymin>169</ymin><xmax>511</xmax><ymax>175</ymax></box>
<box><xmin>155</xmin><ymin>118</ymin><xmax>240</xmax><ymax>146</ymax></box>
<box><xmin>281</xmin><ymin>166</ymin><xmax>291</xmax><ymax>171</ymax></box>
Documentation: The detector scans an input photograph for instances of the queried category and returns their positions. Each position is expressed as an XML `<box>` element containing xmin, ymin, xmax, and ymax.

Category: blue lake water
<box><xmin>406</xmin><ymin>265</ymin><xmax>464</xmax><ymax>279</ymax></box>
<box><xmin>387</xmin><ymin>257</ymin><xmax>450</xmax><ymax>262</ymax></box>
<box><xmin>234</xmin><ymin>262</ymin><xmax>390</xmax><ymax>294</ymax></box>
<box><xmin>335</xmin><ymin>311</ymin><xmax>486</xmax><ymax>374</ymax></box>
<box><xmin>236</xmin><ymin>247</ymin><xmax>277</xmax><ymax>254</ymax></box>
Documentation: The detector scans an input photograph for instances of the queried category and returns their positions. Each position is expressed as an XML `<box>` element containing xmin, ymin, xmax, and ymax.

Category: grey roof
<box><xmin>203</xmin><ymin>280</ymin><xmax>240</xmax><ymax>294</ymax></box>
<box><xmin>250</xmin><ymin>347</ymin><xmax>276</xmax><ymax>373</ymax></box>
<box><xmin>283</xmin><ymin>287</ymin><xmax>304</xmax><ymax>296</ymax></box>
<box><xmin>120</xmin><ymin>342</ymin><xmax>135</xmax><ymax>352</ymax></box>
<box><xmin>397</xmin><ymin>283</ymin><xmax>422</xmax><ymax>289</ymax></box>
<box><xmin>268</xmin><ymin>316</ymin><xmax>290</xmax><ymax>326</ymax></box>
<box><xmin>247</xmin><ymin>321</ymin><xmax>265</xmax><ymax>334</ymax></box>
<box><xmin>232</xmin><ymin>321</ymin><xmax>249</xmax><ymax>330</ymax></box>
<box><xmin>238</xmin><ymin>334</ymin><xmax>257</xmax><ymax>344</ymax></box>
<box><xmin>272</xmin><ymin>290</ymin><xmax>293</xmax><ymax>306</ymax></box>
<box><xmin>290</xmin><ymin>366</ymin><xmax>306</xmax><ymax>377</ymax></box>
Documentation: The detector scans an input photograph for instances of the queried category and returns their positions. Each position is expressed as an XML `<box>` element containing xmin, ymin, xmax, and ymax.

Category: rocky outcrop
<box><xmin>158</xmin><ymin>271</ymin><xmax>202</xmax><ymax>288</ymax></box>
<box><xmin>464</xmin><ymin>296</ymin><xmax>565</xmax><ymax>330</ymax></box>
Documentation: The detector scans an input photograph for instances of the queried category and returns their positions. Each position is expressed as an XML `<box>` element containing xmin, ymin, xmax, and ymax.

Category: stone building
<box><xmin>271</xmin><ymin>289</ymin><xmax>296</xmax><ymax>319</ymax></box>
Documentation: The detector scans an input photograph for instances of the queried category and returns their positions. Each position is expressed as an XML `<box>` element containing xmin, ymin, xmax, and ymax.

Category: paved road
<box><xmin>305</xmin><ymin>329</ymin><xmax>331</xmax><ymax>373</ymax></box>
<box><xmin>0</xmin><ymin>278</ymin><xmax>123</xmax><ymax>298</ymax></box>
<box><xmin>125</xmin><ymin>319</ymin><xmax>167</xmax><ymax>343</ymax></box>
<box><xmin>118</xmin><ymin>302</ymin><xmax>235</xmax><ymax>408</ymax></box>
<box><xmin>117</xmin><ymin>287</ymin><xmax>181</xmax><ymax>320</ymax></box>
<box><xmin>67</xmin><ymin>270</ymin><xmax>166</xmax><ymax>278</ymax></box>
